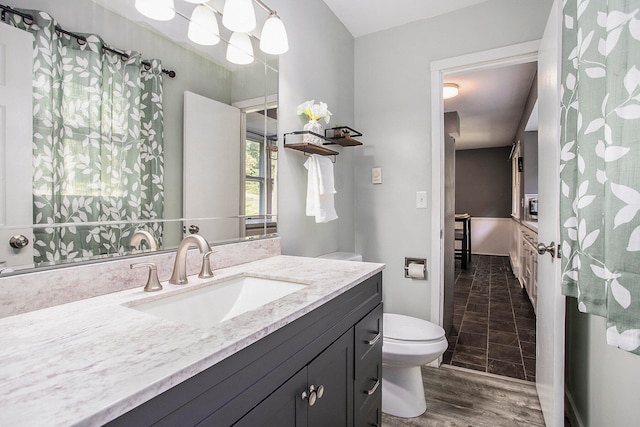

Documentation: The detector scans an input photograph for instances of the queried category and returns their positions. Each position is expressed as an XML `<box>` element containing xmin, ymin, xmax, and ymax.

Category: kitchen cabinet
<box><xmin>107</xmin><ymin>273</ymin><xmax>382</xmax><ymax>427</ymax></box>
<box><xmin>521</xmin><ymin>228</ymin><xmax>538</xmax><ymax>314</ymax></box>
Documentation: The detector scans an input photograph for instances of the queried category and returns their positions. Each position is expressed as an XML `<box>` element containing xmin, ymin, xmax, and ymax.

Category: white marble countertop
<box><xmin>0</xmin><ymin>255</ymin><xmax>384</xmax><ymax>427</ymax></box>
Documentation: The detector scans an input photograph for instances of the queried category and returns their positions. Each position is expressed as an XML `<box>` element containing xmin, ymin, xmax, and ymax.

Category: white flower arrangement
<box><xmin>297</xmin><ymin>100</ymin><xmax>332</xmax><ymax>124</ymax></box>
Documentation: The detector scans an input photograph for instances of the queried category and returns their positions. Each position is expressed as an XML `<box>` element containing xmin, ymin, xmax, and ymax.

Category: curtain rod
<box><xmin>0</xmin><ymin>3</ymin><xmax>176</xmax><ymax>79</ymax></box>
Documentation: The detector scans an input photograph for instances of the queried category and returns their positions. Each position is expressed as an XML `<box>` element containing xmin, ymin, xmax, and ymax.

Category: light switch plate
<box><xmin>416</xmin><ymin>191</ymin><xmax>427</xmax><ymax>209</ymax></box>
<box><xmin>372</xmin><ymin>167</ymin><xmax>382</xmax><ymax>184</ymax></box>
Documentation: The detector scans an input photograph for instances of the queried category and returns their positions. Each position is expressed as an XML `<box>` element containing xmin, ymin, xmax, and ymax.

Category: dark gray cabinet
<box><xmin>354</xmin><ymin>304</ymin><xmax>383</xmax><ymax>427</ymax></box>
<box><xmin>235</xmin><ymin>329</ymin><xmax>354</xmax><ymax>427</ymax></box>
<box><xmin>108</xmin><ymin>272</ymin><xmax>382</xmax><ymax>427</ymax></box>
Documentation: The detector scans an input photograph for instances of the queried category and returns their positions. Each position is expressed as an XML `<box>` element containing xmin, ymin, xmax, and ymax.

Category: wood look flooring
<box><xmin>381</xmin><ymin>365</ymin><xmax>545</xmax><ymax>427</ymax></box>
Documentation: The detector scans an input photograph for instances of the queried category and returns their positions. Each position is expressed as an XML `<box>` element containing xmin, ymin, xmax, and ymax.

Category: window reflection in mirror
<box><xmin>244</xmin><ymin>109</ymin><xmax>277</xmax><ymax>237</ymax></box>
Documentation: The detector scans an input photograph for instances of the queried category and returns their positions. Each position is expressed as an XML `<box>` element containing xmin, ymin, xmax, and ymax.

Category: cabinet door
<box><xmin>233</xmin><ymin>369</ymin><xmax>307</xmax><ymax>427</ymax></box>
<box><xmin>307</xmin><ymin>329</ymin><xmax>354</xmax><ymax>427</ymax></box>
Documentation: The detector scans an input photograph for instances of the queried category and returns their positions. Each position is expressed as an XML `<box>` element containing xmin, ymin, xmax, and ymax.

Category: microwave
<box><xmin>525</xmin><ymin>194</ymin><xmax>538</xmax><ymax>220</ymax></box>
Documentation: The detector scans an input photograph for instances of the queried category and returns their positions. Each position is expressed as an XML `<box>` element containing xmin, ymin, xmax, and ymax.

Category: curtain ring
<box><xmin>23</xmin><ymin>13</ymin><xmax>34</xmax><ymax>26</ymax></box>
<box><xmin>144</xmin><ymin>63</ymin><xmax>151</xmax><ymax>71</ymax></box>
<box><xmin>77</xmin><ymin>36</ymin><xmax>87</xmax><ymax>46</ymax></box>
<box><xmin>121</xmin><ymin>52</ymin><xmax>130</xmax><ymax>62</ymax></box>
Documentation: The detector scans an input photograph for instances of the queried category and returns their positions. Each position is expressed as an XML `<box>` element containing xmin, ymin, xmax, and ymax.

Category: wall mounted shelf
<box><xmin>324</xmin><ymin>126</ymin><xmax>363</xmax><ymax>147</ymax></box>
<box><xmin>283</xmin><ymin>131</ymin><xmax>339</xmax><ymax>157</ymax></box>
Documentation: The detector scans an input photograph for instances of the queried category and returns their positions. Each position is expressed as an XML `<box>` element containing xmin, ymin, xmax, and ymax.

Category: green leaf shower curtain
<box><xmin>8</xmin><ymin>10</ymin><xmax>164</xmax><ymax>265</ymax></box>
<box><xmin>561</xmin><ymin>0</ymin><xmax>640</xmax><ymax>354</ymax></box>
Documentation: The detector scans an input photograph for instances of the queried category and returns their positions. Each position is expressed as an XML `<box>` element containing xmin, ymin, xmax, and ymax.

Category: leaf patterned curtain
<box><xmin>8</xmin><ymin>10</ymin><xmax>164</xmax><ymax>265</ymax></box>
<box><xmin>561</xmin><ymin>0</ymin><xmax>640</xmax><ymax>354</ymax></box>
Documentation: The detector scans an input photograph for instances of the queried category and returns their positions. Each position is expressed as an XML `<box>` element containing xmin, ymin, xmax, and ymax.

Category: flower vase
<box><xmin>303</xmin><ymin>120</ymin><xmax>324</xmax><ymax>145</ymax></box>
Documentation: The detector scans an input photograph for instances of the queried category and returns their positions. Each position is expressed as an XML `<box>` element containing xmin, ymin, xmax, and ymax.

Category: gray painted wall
<box><xmin>565</xmin><ymin>301</ymin><xmax>640</xmax><ymax>426</ymax></box>
<box><xmin>271</xmin><ymin>0</ymin><xmax>356</xmax><ymax>258</ymax></box>
<box><xmin>455</xmin><ymin>147</ymin><xmax>512</xmax><ymax>218</ymax></box>
<box><xmin>353</xmin><ymin>0</ymin><xmax>553</xmax><ymax>319</ymax></box>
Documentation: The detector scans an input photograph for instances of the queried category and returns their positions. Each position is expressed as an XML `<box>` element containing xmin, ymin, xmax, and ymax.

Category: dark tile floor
<box><xmin>442</xmin><ymin>255</ymin><xmax>537</xmax><ymax>381</ymax></box>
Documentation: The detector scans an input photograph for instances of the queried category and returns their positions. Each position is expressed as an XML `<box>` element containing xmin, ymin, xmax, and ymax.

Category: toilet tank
<box><xmin>317</xmin><ymin>252</ymin><xmax>362</xmax><ymax>262</ymax></box>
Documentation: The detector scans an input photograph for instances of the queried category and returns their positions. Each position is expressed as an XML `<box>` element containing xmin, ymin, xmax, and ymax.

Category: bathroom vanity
<box><xmin>0</xmin><ymin>254</ymin><xmax>383</xmax><ymax>427</ymax></box>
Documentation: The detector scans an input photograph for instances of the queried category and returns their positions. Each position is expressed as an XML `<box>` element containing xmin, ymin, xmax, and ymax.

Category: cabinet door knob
<box><xmin>315</xmin><ymin>384</ymin><xmax>324</xmax><ymax>399</ymax></box>
<box><xmin>301</xmin><ymin>388</ymin><xmax>317</xmax><ymax>406</ymax></box>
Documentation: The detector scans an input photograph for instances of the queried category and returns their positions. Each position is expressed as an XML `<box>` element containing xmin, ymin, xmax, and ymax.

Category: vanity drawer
<box><xmin>355</xmin><ymin>303</ymin><xmax>383</xmax><ymax>370</ymax></box>
<box><xmin>359</xmin><ymin>396</ymin><xmax>382</xmax><ymax>427</ymax></box>
<box><xmin>354</xmin><ymin>304</ymin><xmax>382</xmax><ymax>426</ymax></box>
<box><xmin>354</xmin><ymin>355</ymin><xmax>381</xmax><ymax>421</ymax></box>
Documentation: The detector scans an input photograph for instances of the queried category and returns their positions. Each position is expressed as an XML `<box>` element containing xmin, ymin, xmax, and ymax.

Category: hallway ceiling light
<box><xmin>188</xmin><ymin>4</ymin><xmax>220</xmax><ymax>46</ymax></box>
<box><xmin>135</xmin><ymin>0</ymin><xmax>175</xmax><ymax>21</ymax></box>
<box><xmin>223</xmin><ymin>0</ymin><xmax>257</xmax><ymax>33</ymax></box>
<box><xmin>443</xmin><ymin>83</ymin><xmax>459</xmax><ymax>100</ymax></box>
<box><xmin>226</xmin><ymin>32</ymin><xmax>254</xmax><ymax>65</ymax></box>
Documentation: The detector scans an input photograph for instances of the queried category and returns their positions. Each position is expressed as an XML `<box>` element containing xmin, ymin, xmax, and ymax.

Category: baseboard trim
<box><xmin>565</xmin><ymin>387</ymin><xmax>585</xmax><ymax>427</ymax></box>
<box><xmin>473</xmin><ymin>251</ymin><xmax>509</xmax><ymax>257</ymax></box>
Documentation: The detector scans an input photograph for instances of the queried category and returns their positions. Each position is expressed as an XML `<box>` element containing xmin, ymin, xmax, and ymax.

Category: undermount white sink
<box><xmin>129</xmin><ymin>276</ymin><xmax>307</xmax><ymax>329</ymax></box>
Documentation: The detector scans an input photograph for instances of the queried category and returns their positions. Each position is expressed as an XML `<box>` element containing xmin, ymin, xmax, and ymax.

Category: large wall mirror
<box><xmin>0</xmin><ymin>0</ymin><xmax>278</xmax><ymax>274</ymax></box>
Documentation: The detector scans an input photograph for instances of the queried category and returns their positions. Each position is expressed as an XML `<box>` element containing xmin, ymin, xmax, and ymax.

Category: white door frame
<box><xmin>429</xmin><ymin>40</ymin><xmax>541</xmax><ymax>327</ymax></box>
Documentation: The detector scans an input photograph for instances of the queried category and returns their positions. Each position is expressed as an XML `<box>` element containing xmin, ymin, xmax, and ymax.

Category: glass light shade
<box><xmin>443</xmin><ymin>83</ymin><xmax>459</xmax><ymax>100</ymax></box>
<box><xmin>188</xmin><ymin>5</ymin><xmax>220</xmax><ymax>46</ymax></box>
<box><xmin>135</xmin><ymin>0</ymin><xmax>175</xmax><ymax>21</ymax></box>
<box><xmin>259</xmin><ymin>14</ymin><xmax>288</xmax><ymax>55</ymax></box>
<box><xmin>222</xmin><ymin>0</ymin><xmax>256</xmax><ymax>33</ymax></box>
<box><xmin>226</xmin><ymin>32</ymin><xmax>254</xmax><ymax>65</ymax></box>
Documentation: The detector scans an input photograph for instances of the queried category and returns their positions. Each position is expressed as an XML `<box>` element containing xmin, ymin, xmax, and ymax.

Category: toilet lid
<box><xmin>383</xmin><ymin>313</ymin><xmax>445</xmax><ymax>342</ymax></box>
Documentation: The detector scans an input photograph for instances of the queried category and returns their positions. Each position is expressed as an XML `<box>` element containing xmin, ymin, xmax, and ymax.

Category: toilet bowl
<box><xmin>382</xmin><ymin>313</ymin><xmax>448</xmax><ymax>418</ymax></box>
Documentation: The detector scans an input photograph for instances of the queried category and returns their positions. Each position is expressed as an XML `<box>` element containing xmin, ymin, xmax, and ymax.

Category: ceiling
<box><xmin>445</xmin><ymin>62</ymin><xmax>538</xmax><ymax>150</ymax></box>
<box><xmin>321</xmin><ymin>0</ymin><xmax>538</xmax><ymax>151</ymax></box>
<box><xmin>320</xmin><ymin>0</ymin><xmax>492</xmax><ymax>38</ymax></box>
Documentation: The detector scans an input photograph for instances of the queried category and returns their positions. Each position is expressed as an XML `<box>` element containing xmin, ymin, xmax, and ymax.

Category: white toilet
<box><xmin>382</xmin><ymin>313</ymin><xmax>448</xmax><ymax>418</ymax></box>
<box><xmin>317</xmin><ymin>252</ymin><xmax>448</xmax><ymax>418</ymax></box>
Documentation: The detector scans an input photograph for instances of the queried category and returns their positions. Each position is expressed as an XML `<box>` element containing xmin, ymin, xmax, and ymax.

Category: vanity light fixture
<box><xmin>223</xmin><ymin>0</ymin><xmax>256</xmax><ymax>33</ymax></box>
<box><xmin>136</xmin><ymin>0</ymin><xmax>289</xmax><ymax>59</ymax></box>
<box><xmin>226</xmin><ymin>32</ymin><xmax>254</xmax><ymax>64</ymax></box>
<box><xmin>188</xmin><ymin>4</ymin><xmax>220</xmax><ymax>46</ymax></box>
<box><xmin>260</xmin><ymin>12</ymin><xmax>288</xmax><ymax>55</ymax></box>
<box><xmin>135</xmin><ymin>0</ymin><xmax>175</xmax><ymax>21</ymax></box>
<box><xmin>443</xmin><ymin>83</ymin><xmax>459</xmax><ymax>100</ymax></box>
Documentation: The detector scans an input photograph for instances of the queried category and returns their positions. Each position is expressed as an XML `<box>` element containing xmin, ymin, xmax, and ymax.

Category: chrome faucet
<box><xmin>169</xmin><ymin>234</ymin><xmax>213</xmax><ymax>285</ymax></box>
<box><xmin>130</xmin><ymin>230</ymin><xmax>159</xmax><ymax>251</ymax></box>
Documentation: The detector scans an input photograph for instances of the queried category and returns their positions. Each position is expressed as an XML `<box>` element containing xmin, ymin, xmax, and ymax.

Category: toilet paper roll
<box><xmin>407</xmin><ymin>263</ymin><xmax>425</xmax><ymax>279</ymax></box>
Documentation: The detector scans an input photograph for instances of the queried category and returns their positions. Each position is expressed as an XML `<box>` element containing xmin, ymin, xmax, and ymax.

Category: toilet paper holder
<box><xmin>404</xmin><ymin>257</ymin><xmax>427</xmax><ymax>279</ymax></box>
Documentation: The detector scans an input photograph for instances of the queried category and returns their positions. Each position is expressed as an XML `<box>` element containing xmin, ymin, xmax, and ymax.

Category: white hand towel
<box><xmin>315</xmin><ymin>155</ymin><xmax>336</xmax><ymax>195</ymax></box>
<box><xmin>304</xmin><ymin>155</ymin><xmax>338</xmax><ymax>223</ymax></box>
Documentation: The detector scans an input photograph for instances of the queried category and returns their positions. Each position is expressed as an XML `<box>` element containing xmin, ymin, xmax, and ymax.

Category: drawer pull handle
<box><xmin>365</xmin><ymin>332</ymin><xmax>381</xmax><ymax>346</ymax></box>
<box><xmin>364</xmin><ymin>378</ymin><xmax>380</xmax><ymax>395</ymax></box>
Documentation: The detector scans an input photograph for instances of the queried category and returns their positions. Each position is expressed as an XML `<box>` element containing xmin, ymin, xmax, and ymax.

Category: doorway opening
<box><xmin>429</xmin><ymin>42</ymin><xmax>540</xmax><ymax>382</ymax></box>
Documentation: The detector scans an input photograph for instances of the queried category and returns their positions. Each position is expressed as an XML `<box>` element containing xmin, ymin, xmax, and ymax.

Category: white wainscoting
<box><xmin>455</xmin><ymin>217</ymin><xmax>513</xmax><ymax>257</ymax></box>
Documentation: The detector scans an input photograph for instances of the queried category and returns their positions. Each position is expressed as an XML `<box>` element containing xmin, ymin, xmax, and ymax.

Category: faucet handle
<box><xmin>199</xmin><ymin>250</ymin><xmax>215</xmax><ymax>279</ymax></box>
<box><xmin>131</xmin><ymin>262</ymin><xmax>163</xmax><ymax>292</ymax></box>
